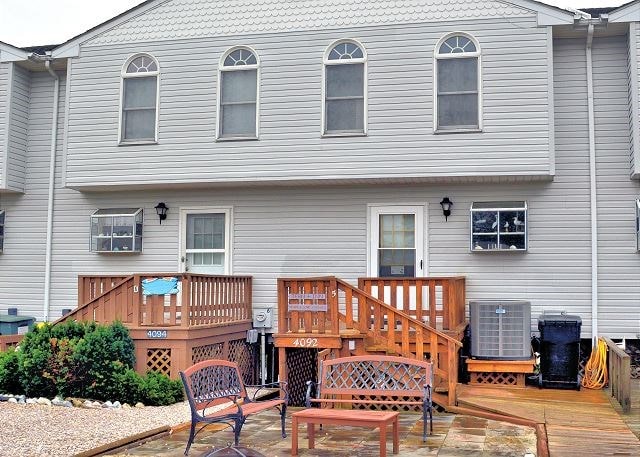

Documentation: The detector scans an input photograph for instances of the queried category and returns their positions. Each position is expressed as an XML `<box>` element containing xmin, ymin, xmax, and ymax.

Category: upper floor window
<box><xmin>120</xmin><ymin>54</ymin><xmax>159</xmax><ymax>143</ymax></box>
<box><xmin>435</xmin><ymin>34</ymin><xmax>481</xmax><ymax>132</ymax></box>
<box><xmin>323</xmin><ymin>40</ymin><xmax>367</xmax><ymax>135</ymax></box>
<box><xmin>218</xmin><ymin>47</ymin><xmax>259</xmax><ymax>140</ymax></box>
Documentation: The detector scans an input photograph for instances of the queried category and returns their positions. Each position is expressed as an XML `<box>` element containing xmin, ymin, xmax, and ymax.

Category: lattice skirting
<box><xmin>470</xmin><ymin>371</ymin><xmax>524</xmax><ymax>387</ymax></box>
<box><xmin>286</xmin><ymin>348</ymin><xmax>318</xmax><ymax>407</ymax></box>
<box><xmin>147</xmin><ymin>348</ymin><xmax>172</xmax><ymax>376</ymax></box>
<box><xmin>347</xmin><ymin>396</ymin><xmax>422</xmax><ymax>412</ymax></box>
<box><xmin>192</xmin><ymin>343</ymin><xmax>225</xmax><ymax>365</ymax></box>
<box><xmin>229</xmin><ymin>339</ymin><xmax>257</xmax><ymax>385</ymax></box>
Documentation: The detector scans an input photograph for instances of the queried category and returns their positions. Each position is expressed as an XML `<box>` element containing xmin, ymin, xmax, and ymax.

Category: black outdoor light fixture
<box><xmin>154</xmin><ymin>202</ymin><xmax>168</xmax><ymax>224</ymax></box>
<box><xmin>440</xmin><ymin>197</ymin><xmax>453</xmax><ymax>221</ymax></box>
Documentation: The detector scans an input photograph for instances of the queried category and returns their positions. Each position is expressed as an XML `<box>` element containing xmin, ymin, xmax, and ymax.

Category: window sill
<box><xmin>216</xmin><ymin>136</ymin><xmax>259</xmax><ymax>142</ymax></box>
<box><xmin>322</xmin><ymin>132</ymin><xmax>367</xmax><ymax>138</ymax></box>
<box><xmin>434</xmin><ymin>128</ymin><xmax>482</xmax><ymax>135</ymax></box>
<box><xmin>118</xmin><ymin>140</ymin><xmax>158</xmax><ymax>146</ymax></box>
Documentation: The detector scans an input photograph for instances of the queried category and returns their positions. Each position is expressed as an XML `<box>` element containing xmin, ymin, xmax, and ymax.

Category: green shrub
<box><xmin>139</xmin><ymin>371</ymin><xmax>184</xmax><ymax>406</ymax></box>
<box><xmin>0</xmin><ymin>348</ymin><xmax>23</xmax><ymax>395</ymax></box>
<box><xmin>13</xmin><ymin>320</ymin><xmax>183</xmax><ymax>405</ymax></box>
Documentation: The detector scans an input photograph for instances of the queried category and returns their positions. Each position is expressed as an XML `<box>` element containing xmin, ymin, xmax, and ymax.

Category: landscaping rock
<box><xmin>112</xmin><ymin>401</ymin><xmax>121</xmax><ymax>408</ymax></box>
<box><xmin>8</xmin><ymin>398</ymin><xmax>17</xmax><ymax>403</ymax></box>
<box><xmin>25</xmin><ymin>398</ymin><xmax>36</xmax><ymax>404</ymax></box>
<box><xmin>36</xmin><ymin>397</ymin><xmax>51</xmax><ymax>406</ymax></box>
<box><xmin>135</xmin><ymin>402</ymin><xmax>145</xmax><ymax>408</ymax></box>
<box><xmin>102</xmin><ymin>400</ymin><xmax>113</xmax><ymax>408</ymax></box>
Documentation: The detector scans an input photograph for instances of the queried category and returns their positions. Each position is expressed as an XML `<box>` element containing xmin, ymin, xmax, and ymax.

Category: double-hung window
<box><xmin>120</xmin><ymin>54</ymin><xmax>159</xmax><ymax>143</ymax></box>
<box><xmin>323</xmin><ymin>40</ymin><xmax>367</xmax><ymax>135</ymax></box>
<box><xmin>218</xmin><ymin>47</ymin><xmax>259</xmax><ymax>139</ymax></box>
<box><xmin>435</xmin><ymin>34</ymin><xmax>481</xmax><ymax>132</ymax></box>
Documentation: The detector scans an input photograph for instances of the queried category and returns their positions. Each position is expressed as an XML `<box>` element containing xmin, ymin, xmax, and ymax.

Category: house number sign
<box><xmin>287</xmin><ymin>293</ymin><xmax>328</xmax><ymax>312</ymax></box>
<box><xmin>147</xmin><ymin>329</ymin><xmax>168</xmax><ymax>339</ymax></box>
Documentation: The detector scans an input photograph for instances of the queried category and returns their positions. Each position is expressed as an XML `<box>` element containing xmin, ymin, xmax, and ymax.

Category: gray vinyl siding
<box><xmin>64</xmin><ymin>16</ymin><xmax>553</xmax><ymax>189</ymax></box>
<box><xmin>6</xmin><ymin>65</ymin><xmax>30</xmax><ymax>192</ymax></box>
<box><xmin>628</xmin><ymin>26</ymin><xmax>635</xmax><ymax>174</ymax></box>
<box><xmin>0</xmin><ymin>63</ymin><xmax>8</xmax><ymax>189</ymax></box>
<box><xmin>0</xmin><ymin>72</ymin><xmax>65</xmax><ymax>318</ymax></box>
<box><xmin>593</xmin><ymin>35</ymin><xmax>640</xmax><ymax>337</ymax></box>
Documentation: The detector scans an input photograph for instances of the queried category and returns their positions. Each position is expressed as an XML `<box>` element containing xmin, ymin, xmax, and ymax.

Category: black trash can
<box><xmin>538</xmin><ymin>314</ymin><xmax>581</xmax><ymax>389</ymax></box>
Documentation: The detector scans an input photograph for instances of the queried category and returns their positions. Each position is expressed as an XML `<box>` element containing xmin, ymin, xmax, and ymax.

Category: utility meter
<box><xmin>252</xmin><ymin>307</ymin><xmax>273</xmax><ymax>328</ymax></box>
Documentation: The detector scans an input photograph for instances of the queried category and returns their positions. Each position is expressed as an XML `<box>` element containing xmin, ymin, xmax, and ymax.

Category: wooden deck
<box><xmin>455</xmin><ymin>384</ymin><xmax>640</xmax><ymax>457</ymax></box>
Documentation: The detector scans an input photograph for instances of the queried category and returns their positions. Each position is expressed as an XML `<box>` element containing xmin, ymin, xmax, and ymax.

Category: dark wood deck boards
<box><xmin>457</xmin><ymin>384</ymin><xmax>640</xmax><ymax>457</ymax></box>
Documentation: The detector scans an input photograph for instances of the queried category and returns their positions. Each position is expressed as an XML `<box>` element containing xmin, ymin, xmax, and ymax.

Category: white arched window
<box><xmin>435</xmin><ymin>33</ymin><xmax>481</xmax><ymax>131</ymax></box>
<box><xmin>218</xmin><ymin>47</ymin><xmax>259</xmax><ymax>139</ymax></box>
<box><xmin>323</xmin><ymin>40</ymin><xmax>367</xmax><ymax>135</ymax></box>
<box><xmin>120</xmin><ymin>54</ymin><xmax>159</xmax><ymax>143</ymax></box>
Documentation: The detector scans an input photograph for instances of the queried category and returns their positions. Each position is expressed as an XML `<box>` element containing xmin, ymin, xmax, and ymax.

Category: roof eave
<box><xmin>609</xmin><ymin>0</ymin><xmax>640</xmax><ymax>22</ymax></box>
<box><xmin>0</xmin><ymin>41</ymin><xmax>29</xmax><ymax>63</ymax></box>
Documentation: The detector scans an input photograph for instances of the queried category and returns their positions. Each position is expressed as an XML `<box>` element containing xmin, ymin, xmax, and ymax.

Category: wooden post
<box><xmin>181</xmin><ymin>275</ymin><xmax>190</xmax><ymax>328</ymax></box>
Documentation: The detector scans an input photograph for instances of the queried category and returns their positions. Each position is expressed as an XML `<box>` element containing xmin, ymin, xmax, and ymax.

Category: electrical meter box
<box><xmin>252</xmin><ymin>308</ymin><xmax>273</xmax><ymax>328</ymax></box>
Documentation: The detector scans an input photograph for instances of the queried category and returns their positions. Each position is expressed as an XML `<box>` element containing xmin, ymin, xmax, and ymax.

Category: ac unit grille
<box><xmin>470</xmin><ymin>301</ymin><xmax>531</xmax><ymax>360</ymax></box>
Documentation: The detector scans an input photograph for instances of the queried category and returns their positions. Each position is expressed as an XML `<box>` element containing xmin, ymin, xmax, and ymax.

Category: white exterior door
<box><xmin>369</xmin><ymin>205</ymin><xmax>426</xmax><ymax>277</ymax></box>
<box><xmin>179</xmin><ymin>208</ymin><xmax>232</xmax><ymax>274</ymax></box>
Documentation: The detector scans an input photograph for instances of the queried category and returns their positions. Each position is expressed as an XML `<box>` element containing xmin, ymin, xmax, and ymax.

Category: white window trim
<box><xmin>366</xmin><ymin>203</ymin><xmax>428</xmax><ymax>277</ymax></box>
<box><xmin>178</xmin><ymin>206</ymin><xmax>233</xmax><ymax>274</ymax></box>
<box><xmin>118</xmin><ymin>53</ymin><xmax>160</xmax><ymax>145</ymax></box>
<box><xmin>216</xmin><ymin>46</ymin><xmax>260</xmax><ymax>141</ymax></box>
<box><xmin>321</xmin><ymin>38</ymin><xmax>368</xmax><ymax>137</ymax></box>
<box><xmin>433</xmin><ymin>32</ymin><xmax>482</xmax><ymax>134</ymax></box>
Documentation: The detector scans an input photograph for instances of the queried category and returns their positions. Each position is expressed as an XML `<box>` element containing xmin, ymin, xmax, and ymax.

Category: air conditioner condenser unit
<box><xmin>470</xmin><ymin>300</ymin><xmax>532</xmax><ymax>360</ymax></box>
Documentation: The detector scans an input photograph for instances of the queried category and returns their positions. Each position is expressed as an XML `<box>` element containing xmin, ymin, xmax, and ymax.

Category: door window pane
<box><xmin>378</xmin><ymin>214</ymin><xmax>416</xmax><ymax>277</ymax></box>
<box><xmin>186</xmin><ymin>214</ymin><xmax>225</xmax><ymax>249</ymax></box>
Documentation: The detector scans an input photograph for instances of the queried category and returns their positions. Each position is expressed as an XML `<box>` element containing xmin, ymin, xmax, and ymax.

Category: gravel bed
<box><xmin>0</xmin><ymin>400</ymin><xmax>192</xmax><ymax>457</ymax></box>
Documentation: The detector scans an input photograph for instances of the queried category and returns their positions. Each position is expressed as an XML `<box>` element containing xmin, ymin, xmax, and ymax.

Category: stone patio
<box><xmin>105</xmin><ymin>408</ymin><xmax>537</xmax><ymax>457</ymax></box>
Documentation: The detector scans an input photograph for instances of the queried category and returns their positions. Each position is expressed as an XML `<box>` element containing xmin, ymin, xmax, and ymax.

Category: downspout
<box><xmin>43</xmin><ymin>60</ymin><xmax>60</xmax><ymax>322</ymax></box>
<box><xmin>585</xmin><ymin>24</ymin><xmax>598</xmax><ymax>340</ymax></box>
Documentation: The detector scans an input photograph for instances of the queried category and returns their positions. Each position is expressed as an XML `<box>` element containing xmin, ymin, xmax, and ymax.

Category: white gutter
<box><xmin>43</xmin><ymin>60</ymin><xmax>60</xmax><ymax>322</ymax></box>
<box><xmin>585</xmin><ymin>23</ymin><xmax>598</xmax><ymax>340</ymax></box>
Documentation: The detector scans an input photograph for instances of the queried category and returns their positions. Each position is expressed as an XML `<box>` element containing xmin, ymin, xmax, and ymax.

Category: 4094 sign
<box><xmin>147</xmin><ymin>329</ymin><xmax>168</xmax><ymax>339</ymax></box>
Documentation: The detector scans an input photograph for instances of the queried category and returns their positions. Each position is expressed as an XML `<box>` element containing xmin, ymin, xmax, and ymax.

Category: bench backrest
<box><xmin>181</xmin><ymin>359</ymin><xmax>248</xmax><ymax>412</ymax></box>
<box><xmin>317</xmin><ymin>355</ymin><xmax>432</xmax><ymax>399</ymax></box>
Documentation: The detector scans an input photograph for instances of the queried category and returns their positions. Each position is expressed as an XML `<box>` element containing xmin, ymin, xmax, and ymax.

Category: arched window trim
<box><xmin>434</xmin><ymin>32</ymin><xmax>482</xmax><ymax>133</ymax></box>
<box><xmin>118</xmin><ymin>53</ymin><xmax>160</xmax><ymax>144</ymax></box>
<box><xmin>322</xmin><ymin>39</ymin><xmax>368</xmax><ymax>136</ymax></box>
<box><xmin>216</xmin><ymin>46</ymin><xmax>260</xmax><ymax>141</ymax></box>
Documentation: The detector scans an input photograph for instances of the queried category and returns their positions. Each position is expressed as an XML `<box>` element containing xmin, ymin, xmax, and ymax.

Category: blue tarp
<box><xmin>142</xmin><ymin>277</ymin><xmax>179</xmax><ymax>296</ymax></box>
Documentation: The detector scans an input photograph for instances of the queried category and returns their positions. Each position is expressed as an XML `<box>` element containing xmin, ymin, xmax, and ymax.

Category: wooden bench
<box><xmin>291</xmin><ymin>408</ymin><xmax>399</xmax><ymax>457</ymax></box>
<box><xmin>302</xmin><ymin>354</ymin><xmax>433</xmax><ymax>452</ymax></box>
<box><xmin>180</xmin><ymin>359</ymin><xmax>288</xmax><ymax>455</ymax></box>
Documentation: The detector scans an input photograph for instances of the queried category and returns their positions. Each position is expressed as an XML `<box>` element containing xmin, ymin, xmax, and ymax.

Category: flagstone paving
<box><xmin>106</xmin><ymin>408</ymin><xmax>537</xmax><ymax>457</ymax></box>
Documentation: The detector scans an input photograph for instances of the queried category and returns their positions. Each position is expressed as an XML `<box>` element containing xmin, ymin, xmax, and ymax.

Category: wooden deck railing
<box><xmin>77</xmin><ymin>275</ymin><xmax>130</xmax><ymax>304</ymax></box>
<box><xmin>358</xmin><ymin>277</ymin><xmax>466</xmax><ymax>333</ymax></box>
<box><xmin>278</xmin><ymin>277</ymin><xmax>462</xmax><ymax>405</ymax></box>
<box><xmin>604</xmin><ymin>337</ymin><xmax>631</xmax><ymax>413</ymax></box>
<box><xmin>0</xmin><ymin>334</ymin><xmax>24</xmax><ymax>352</ymax></box>
<box><xmin>58</xmin><ymin>274</ymin><xmax>252</xmax><ymax>328</ymax></box>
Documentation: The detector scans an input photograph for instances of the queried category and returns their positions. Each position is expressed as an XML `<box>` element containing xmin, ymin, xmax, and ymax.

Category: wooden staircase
<box><xmin>275</xmin><ymin>276</ymin><xmax>465</xmax><ymax>407</ymax></box>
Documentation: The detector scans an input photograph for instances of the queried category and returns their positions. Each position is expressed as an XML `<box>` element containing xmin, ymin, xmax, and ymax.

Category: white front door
<box><xmin>180</xmin><ymin>208</ymin><xmax>232</xmax><ymax>274</ymax></box>
<box><xmin>369</xmin><ymin>205</ymin><xmax>426</xmax><ymax>277</ymax></box>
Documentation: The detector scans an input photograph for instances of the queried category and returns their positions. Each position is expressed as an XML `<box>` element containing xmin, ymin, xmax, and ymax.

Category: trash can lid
<box><xmin>537</xmin><ymin>314</ymin><xmax>581</xmax><ymax>324</ymax></box>
<box><xmin>0</xmin><ymin>315</ymin><xmax>35</xmax><ymax>323</ymax></box>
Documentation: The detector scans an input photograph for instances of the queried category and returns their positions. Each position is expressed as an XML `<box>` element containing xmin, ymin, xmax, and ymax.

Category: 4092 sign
<box><xmin>147</xmin><ymin>329</ymin><xmax>168</xmax><ymax>339</ymax></box>
<box><xmin>292</xmin><ymin>337</ymin><xmax>318</xmax><ymax>348</ymax></box>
